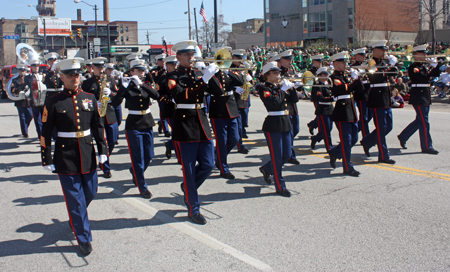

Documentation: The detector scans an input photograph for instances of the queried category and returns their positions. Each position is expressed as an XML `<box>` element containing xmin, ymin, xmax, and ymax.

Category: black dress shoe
<box><xmin>189</xmin><ymin>213</ymin><xmax>207</xmax><ymax>224</ymax></box>
<box><xmin>180</xmin><ymin>182</ymin><xmax>185</xmax><ymax>193</ymax></box>
<box><xmin>276</xmin><ymin>189</ymin><xmax>291</xmax><ymax>197</ymax></box>
<box><xmin>307</xmin><ymin>123</ymin><xmax>314</xmax><ymax>135</ymax></box>
<box><xmin>79</xmin><ymin>242</ymin><xmax>93</xmax><ymax>255</ymax></box>
<box><xmin>328</xmin><ymin>151</ymin><xmax>336</xmax><ymax>169</ymax></box>
<box><xmin>259</xmin><ymin>166</ymin><xmax>272</xmax><ymax>184</ymax></box>
<box><xmin>397</xmin><ymin>135</ymin><xmax>407</xmax><ymax>149</ymax></box>
<box><xmin>242</xmin><ymin>134</ymin><xmax>249</xmax><ymax>139</ymax></box>
<box><xmin>164</xmin><ymin>131</ymin><xmax>171</xmax><ymax>138</ymax></box>
<box><xmin>237</xmin><ymin>148</ymin><xmax>249</xmax><ymax>154</ymax></box>
<box><xmin>115</xmin><ymin>140</ymin><xmax>119</xmax><ymax>145</ymax></box>
<box><xmin>129</xmin><ymin>167</ymin><xmax>137</xmax><ymax>186</ymax></box>
<box><xmin>158</xmin><ymin>122</ymin><xmax>163</xmax><ymax>134</ymax></box>
<box><xmin>23</xmin><ymin>134</ymin><xmax>29</xmax><ymax>138</ymax></box>
<box><xmin>287</xmin><ymin>158</ymin><xmax>300</xmax><ymax>165</ymax></box>
<box><xmin>379</xmin><ymin>159</ymin><xmax>396</xmax><ymax>164</ymax></box>
<box><xmin>215</xmin><ymin>159</ymin><xmax>220</xmax><ymax>170</ymax></box>
<box><xmin>165</xmin><ymin>142</ymin><xmax>172</xmax><ymax>159</ymax></box>
<box><xmin>220</xmin><ymin>172</ymin><xmax>235</xmax><ymax>179</ymax></box>
<box><xmin>343</xmin><ymin>170</ymin><xmax>360</xmax><ymax>177</ymax></box>
<box><xmin>361</xmin><ymin>141</ymin><xmax>371</xmax><ymax>157</ymax></box>
<box><xmin>140</xmin><ymin>189</ymin><xmax>152</xmax><ymax>199</ymax></box>
<box><xmin>310</xmin><ymin>137</ymin><xmax>317</xmax><ymax>150</ymax></box>
<box><xmin>422</xmin><ymin>148</ymin><xmax>439</xmax><ymax>155</ymax></box>
<box><xmin>103</xmin><ymin>172</ymin><xmax>112</xmax><ymax>178</ymax></box>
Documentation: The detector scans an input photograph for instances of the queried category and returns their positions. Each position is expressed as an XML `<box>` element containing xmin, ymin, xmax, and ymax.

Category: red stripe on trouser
<box><xmin>417</xmin><ymin>106</ymin><xmax>429</xmax><ymax>149</ymax></box>
<box><xmin>267</xmin><ymin>133</ymin><xmax>282</xmax><ymax>191</ymax></box>
<box><xmin>359</xmin><ymin>101</ymin><xmax>367</xmax><ymax>136</ymax></box>
<box><xmin>125</xmin><ymin>131</ymin><xmax>141</xmax><ymax>193</ymax></box>
<box><xmin>211</xmin><ymin>120</ymin><xmax>224</xmax><ymax>174</ymax></box>
<box><xmin>178</xmin><ymin>142</ymin><xmax>193</xmax><ymax>216</ymax></box>
<box><xmin>58</xmin><ymin>176</ymin><xmax>79</xmax><ymax>244</ymax></box>
<box><xmin>320</xmin><ymin>115</ymin><xmax>331</xmax><ymax>150</ymax></box>
<box><xmin>373</xmin><ymin>110</ymin><xmax>385</xmax><ymax>161</ymax></box>
<box><xmin>338</xmin><ymin>123</ymin><xmax>349</xmax><ymax>172</ymax></box>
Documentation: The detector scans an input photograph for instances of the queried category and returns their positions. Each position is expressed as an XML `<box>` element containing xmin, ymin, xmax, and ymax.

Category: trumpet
<box><xmin>197</xmin><ymin>48</ymin><xmax>253</xmax><ymax>70</ymax></box>
<box><xmin>351</xmin><ymin>59</ymin><xmax>399</xmax><ymax>74</ymax></box>
<box><xmin>282</xmin><ymin>71</ymin><xmax>331</xmax><ymax>88</ymax></box>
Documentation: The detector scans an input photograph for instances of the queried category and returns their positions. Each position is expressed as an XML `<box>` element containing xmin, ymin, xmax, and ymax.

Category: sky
<box><xmin>3</xmin><ymin>0</ymin><xmax>264</xmax><ymax>45</ymax></box>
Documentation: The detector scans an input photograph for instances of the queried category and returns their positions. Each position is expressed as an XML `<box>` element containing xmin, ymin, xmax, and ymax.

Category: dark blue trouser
<box><xmin>262</xmin><ymin>131</ymin><xmax>291</xmax><ymax>191</ymax></box>
<box><xmin>31</xmin><ymin>106</ymin><xmax>43</xmax><ymax>138</ymax></box>
<box><xmin>289</xmin><ymin>114</ymin><xmax>300</xmax><ymax>159</ymax></box>
<box><xmin>178</xmin><ymin>140</ymin><xmax>214</xmax><ymax>216</ymax></box>
<box><xmin>311</xmin><ymin>114</ymin><xmax>333</xmax><ymax>151</ymax></box>
<box><xmin>329</xmin><ymin>122</ymin><xmax>358</xmax><ymax>173</ymax></box>
<box><xmin>356</xmin><ymin>100</ymin><xmax>373</xmax><ymax>138</ymax></box>
<box><xmin>308</xmin><ymin>119</ymin><xmax>318</xmax><ymax>129</ymax></box>
<box><xmin>100</xmin><ymin>122</ymin><xmax>118</xmax><ymax>173</ymax></box>
<box><xmin>166</xmin><ymin>118</ymin><xmax>180</xmax><ymax>161</ymax></box>
<box><xmin>211</xmin><ymin>118</ymin><xmax>239</xmax><ymax>174</ymax></box>
<box><xmin>240</xmin><ymin>107</ymin><xmax>249</xmax><ymax>131</ymax></box>
<box><xmin>158</xmin><ymin>101</ymin><xmax>169</xmax><ymax>134</ymax></box>
<box><xmin>398</xmin><ymin>105</ymin><xmax>433</xmax><ymax>151</ymax></box>
<box><xmin>361</xmin><ymin>108</ymin><xmax>393</xmax><ymax>161</ymax></box>
<box><xmin>58</xmin><ymin>170</ymin><xmax>98</xmax><ymax>244</ymax></box>
<box><xmin>114</xmin><ymin>105</ymin><xmax>122</xmax><ymax>127</ymax></box>
<box><xmin>236</xmin><ymin>112</ymin><xmax>247</xmax><ymax>151</ymax></box>
<box><xmin>16</xmin><ymin>106</ymin><xmax>32</xmax><ymax>136</ymax></box>
<box><xmin>126</xmin><ymin>128</ymin><xmax>154</xmax><ymax>193</ymax></box>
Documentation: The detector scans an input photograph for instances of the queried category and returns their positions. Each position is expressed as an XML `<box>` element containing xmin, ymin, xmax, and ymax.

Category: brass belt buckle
<box><xmin>140</xmin><ymin>110</ymin><xmax>147</xmax><ymax>115</ymax></box>
<box><xmin>196</xmin><ymin>103</ymin><xmax>202</xmax><ymax>109</ymax></box>
<box><xmin>284</xmin><ymin>110</ymin><xmax>289</xmax><ymax>115</ymax></box>
<box><xmin>76</xmin><ymin>131</ymin><xmax>84</xmax><ymax>138</ymax></box>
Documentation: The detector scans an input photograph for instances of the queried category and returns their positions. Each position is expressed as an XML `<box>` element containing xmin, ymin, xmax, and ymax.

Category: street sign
<box><xmin>4</xmin><ymin>35</ymin><xmax>20</xmax><ymax>40</ymax></box>
<box><xmin>87</xmin><ymin>42</ymin><xmax>94</xmax><ymax>59</ymax></box>
<box><xmin>147</xmin><ymin>48</ymin><xmax>164</xmax><ymax>55</ymax></box>
<box><xmin>87</xmin><ymin>26</ymin><xmax>95</xmax><ymax>32</ymax></box>
<box><xmin>94</xmin><ymin>45</ymin><xmax>100</xmax><ymax>52</ymax></box>
<box><xmin>93</xmin><ymin>38</ymin><xmax>101</xmax><ymax>46</ymax></box>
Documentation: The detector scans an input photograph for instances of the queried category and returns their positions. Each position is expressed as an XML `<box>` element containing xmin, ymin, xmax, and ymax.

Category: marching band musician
<box><xmin>43</xmin><ymin>52</ymin><xmax>64</xmax><ymax>98</ymax></box>
<box><xmin>306</xmin><ymin>54</ymin><xmax>324</xmax><ymax>136</ymax></box>
<box><xmin>40</xmin><ymin>58</ymin><xmax>108</xmax><ymax>255</ymax></box>
<box><xmin>81</xmin><ymin>57</ymin><xmax>119</xmax><ymax>179</ymax></box>
<box><xmin>360</xmin><ymin>40</ymin><xmax>398</xmax><ymax>164</ymax></box>
<box><xmin>276</xmin><ymin>49</ymin><xmax>302</xmax><ymax>165</ymax></box>
<box><xmin>310</xmin><ymin>67</ymin><xmax>334</xmax><ymax>151</ymax></box>
<box><xmin>231</xmin><ymin>49</ymin><xmax>251</xmax><ymax>154</ymax></box>
<box><xmin>105</xmin><ymin>63</ymin><xmax>123</xmax><ymax>133</ymax></box>
<box><xmin>327</xmin><ymin>52</ymin><xmax>362</xmax><ymax>177</ymax></box>
<box><xmin>167</xmin><ymin>40</ymin><xmax>222</xmax><ymax>224</ymax></box>
<box><xmin>351</xmin><ymin>48</ymin><xmax>372</xmax><ymax>139</ymax></box>
<box><xmin>208</xmin><ymin>48</ymin><xmax>245</xmax><ymax>180</ymax></box>
<box><xmin>10</xmin><ymin>64</ymin><xmax>33</xmax><ymax>137</ymax></box>
<box><xmin>25</xmin><ymin>59</ymin><xmax>45</xmax><ymax>138</ymax></box>
<box><xmin>112</xmin><ymin>58</ymin><xmax>160</xmax><ymax>199</ymax></box>
<box><xmin>82</xmin><ymin>60</ymin><xmax>93</xmax><ymax>79</ymax></box>
<box><xmin>258</xmin><ymin>61</ymin><xmax>299</xmax><ymax>197</ymax></box>
<box><xmin>151</xmin><ymin>53</ymin><xmax>171</xmax><ymax>137</ymax></box>
<box><xmin>397</xmin><ymin>44</ymin><xmax>441</xmax><ymax>154</ymax></box>
<box><xmin>157</xmin><ymin>55</ymin><xmax>180</xmax><ymax>162</ymax></box>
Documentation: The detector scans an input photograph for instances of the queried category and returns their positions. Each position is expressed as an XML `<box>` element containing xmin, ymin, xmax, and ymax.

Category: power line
<box><xmin>103</xmin><ymin>0</ymin><xmax>172</xmax><ymax>10</ymax></box>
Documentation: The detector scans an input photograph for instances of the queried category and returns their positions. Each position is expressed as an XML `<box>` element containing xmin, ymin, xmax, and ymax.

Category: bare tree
<box><xmin>382</xmin><ymin>15</ymin><xmax>395</xmax><ymax>45</ymax></box>
<box><xmin>353</xmin><ymin>3</ymin><xmax>376</xmax><ymax>47</ymax></box>
<box><xmin>198</xmin><ymin>17</ymin><xmax>231</xmax><ymax>51</ymax></box>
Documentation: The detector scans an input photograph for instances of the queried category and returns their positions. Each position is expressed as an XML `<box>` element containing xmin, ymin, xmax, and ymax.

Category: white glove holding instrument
<box><xmin>103</xmin><ymin>87</ymin><xmax>111</xmax><ymax>96</ymax></box>
<box><xmin>202</xmin><ymin>63</ymin><xmax>219</xmax><ymax>83</ymax></box>
<box><xmin>246</xmin><ymin>74</ymin><xmax>253</xmax><ymax>82</ymax></box>
<box><xmin>429</xmin><ymin>58</ymin><xmax>438</xmax><ymax>68</ymax></box>
<box><xmin>194</xmin><ymin>61</ymin><xmax>206</xmax><ymax>71</ymax></box>
<box><xmin>97</xmin><ymin>101</ymin><xmax>103</xmax><ymax>110</ymax></box>
<box><xmin>388</xmin><ymin>55</ymin><xmax>398</xmax><ymax>66</ymax></box>
<box><xmin>130</xmin><ymin>75</ymin><xmax>142</xmax><ymax>86</ymax></box>
<box><xmin>98</xmin><ymin>155</ymin><xmax>108</xmax><ymax>164</ymax></box>
<box><xmin>235</xmin><ymin>87</ymin><xmax>245</xmax><ymax>95</ymax></box>
<box><xmin>43</xmin><ymin>164</ymin><xmax>55</xmax><ymax>172</ymax></box>
<box><xmin>280</xmin><ymin>79</ymin><xmax>295</xmax><ymax>92</ymax></box>
<box><xmin>121</xmin><ymin>77</ymin><xmax>132</xmax><ymax>88</ymax></box>
<box><xmin>350</xmin><ymin>68</ymin><xmax>360</xmax><ymax>80</ymax></box>
<box><xmin>294</xmin><ymin>81</ymin><xmax>303</xmax><ymax>88</ymax></box>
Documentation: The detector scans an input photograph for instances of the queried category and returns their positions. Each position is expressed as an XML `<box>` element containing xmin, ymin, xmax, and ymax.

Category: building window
<box><xmin>327</xmin><ymin>11</ymin><xmax>333</xmax><ymax>31</ymax></box>
<box><xmin>309</xmin><ymin>12</ymin><xmax>326</xmax><ymax>33</ymax></box>
<box><xmin>302</xmin><ymin>0</ymin><xmax>307</xmax><ymax>7</ymax></box>
<box><xmin>121</xmin><ymin>36</ymin><xmax>124</xmax><ymax>42</ymax></box>
<box><xmin>120</xmin><ymin>27</ymin><xmax>123</xmax><ymax>33</ymax></box>
<box><xmin>126</xmin><ymin>36</ymin><xmax>129</xmax><ymax>41</ymax></box>
<box><xmin>348</xmin><ymin>8</ymin><xmax>353</xmax><ymax>29</ymax></box>
<box><xmin>126</xmin><ymin>26</ymin><xmax>128</xmax><ymax>32</ymax></box>
<box><xmin>303</xmin><ymin>14</ymin><xmax>308</xmax><ymax>34</ymax></box>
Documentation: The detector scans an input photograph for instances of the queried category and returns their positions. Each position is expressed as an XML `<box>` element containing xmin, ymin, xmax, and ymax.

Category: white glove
<box><xmin>429</xmin><ymin>58</ymin><xmax>438</xmax><ymax>68</ymax></box>
<box><xmin>131</xmin><ymin>75</ymin><xmax>142</xmax><ymax>86</ymax></box>
<box><xmin>194</xmin><ymin>61</ymin><xmax>206</xmax><ymax>71</ymax></box>
<box><xmin>388</xmin><ymin>55</ymin><xmax>398</xmax><ymax>66</ymax></box>
<box><xmin>18</xmin><ymin>91</ymin><xmax>26</xmax><ymax>100</ymax></box>
<box><xmin>80</xmin><ymin>75</ymin><xmax>86</xmax><ymax>82</ymax></box>
<box><xmin>103</xmin><ymin>88</ymin><xmax>111</xmax><ymax>96</ymax></box>
<box><xmin>43</xmin><ymin>164</ymin><xmax>55</xmax><ymax>171</ymax></box>
<box><xmin>294</xmin><ymin>81</ymin><xmax>303</xmax><ymax>87</ymax></box>
<box><xmin>350</xmin><ymin>68</ymin><xmax>360</xmax><ymax>80</ymax></box>
<box><xmin>280</xmin><ymin>79</ymin><xmax>295</xmax><ymax>92</ymax></box>
<box><xmin>51</xmin><ymin>62</ymin><xmax>57</xmax><ymax>71</ymax></box>
<box><xmin>121</xmin><ymin>77</ymin><xmax>131</xmax><ymax>88</ymax></box>
<box><xmin>246</xmin><ymin>74</ymin><xmax>253</xmax><ymax>82</ymax></box>
<box><xmin>235</xmin><ymin>87</ymin><xmax>245</xmax><ymax>95</ymax></box>
<box><xmin>244</xmin><ymin>62</ymin><xmax>252</xmax><ymax>69</ymax></box>
<box><xmin>223</xmin><ymin>69</ymin><xmax>229</xmax><ymax>75</ymax></box>
<box><xmin>98</xmin><ymin>155</ymin><xmax>108</xmax><ymax>164</ymax></box>
<box><xmin>202</xmin><ymin>63</ymin><xmax>219</xmax><ymax>83</ymax></box>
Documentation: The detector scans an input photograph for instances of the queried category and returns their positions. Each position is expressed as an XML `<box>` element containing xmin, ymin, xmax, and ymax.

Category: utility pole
<box><xmin>43</xmin><ymin>18</ymin><xmax>47</xmax><ymax>53</ymax></box>
<box><xmin>214</xmin><ymin>0</ymin><xmax>218</xmax><ymax>43</ymax></box>
<box><xmin>194</xmin><ymin>7</ymin><xmax>199</xmax><ymax>44</ymax></box>
<box><xmin>188</xmin><ymin>0</ymin><xmax>192</xmax><ymax>40</ymax></box>
<box><xmin>146</xmin><ymin>31</ymin><xmax>150</xmax><ymax>45</ymax></box>
<box><xmin>107</xmin><ymin>23</ymin><xmax>111</xmax><ymax>61</ymax></box>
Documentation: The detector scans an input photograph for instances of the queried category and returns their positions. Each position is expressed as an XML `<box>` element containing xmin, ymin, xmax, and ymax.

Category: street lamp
<box><xmin>74</xmin><ymin>0</ymin><xmax>98</xmax><ymax>38</ymax></box>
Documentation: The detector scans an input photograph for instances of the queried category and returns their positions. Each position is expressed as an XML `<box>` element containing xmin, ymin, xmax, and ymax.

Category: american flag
<box><xmin>200</xmin><ymin>2</ymin><xmax>208</xmax><ymax>23</ymax></box>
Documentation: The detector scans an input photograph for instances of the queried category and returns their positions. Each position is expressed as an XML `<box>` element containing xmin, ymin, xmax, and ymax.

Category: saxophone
<box><xmin>98</xmin><ymin>75</ymin><xmax>109</xmax><ymax>117</ymax></box>
<box><xmin>240</xmin><ymin>69</ymin><xmax>253</xmax><ymax>101</ymax></box>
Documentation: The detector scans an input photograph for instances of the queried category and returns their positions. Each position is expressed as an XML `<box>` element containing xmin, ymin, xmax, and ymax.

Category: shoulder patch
<box><xmin>263</xmin><ymin>91</ymin><xmax>271</xmax><ymax>98</ymax></box>
<box><xmin>413</xmin><ymin>68</ymin><xmax>420</xmax><ymax>73</ymax></box>
<box><xmin>42</xmin><ymin>106</ymin><xmax>48</xmax><ymax>123</ymax></box>
<box><xmin>155</xmin><ymin>83</ymin><xmax>160</xmax><ymax>91</ymax></box>
<box><xmin>168</xmin><ymin>79</ymin><xmax>177</xmax><ymax>90</ymax></box>
<box><xmin>317</xmin><ymin>91</ymin><xmax>322</xmax><ymax>96</ymax></box>
<box><xmin>333</xmin><ymin>79</ymin><xmax>342</xmax><ymax>86</ymax></box>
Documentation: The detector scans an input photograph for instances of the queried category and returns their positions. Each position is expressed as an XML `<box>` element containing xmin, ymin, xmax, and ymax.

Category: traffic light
<box><xmin>69</xmin><ymin>31</ymin><xmax>73</xmax><ymax>40</ymax></box>
<box><xmin>77</xmin><ymin>28</ymin><xmax>82</xmax><ymax>38</ymax></box>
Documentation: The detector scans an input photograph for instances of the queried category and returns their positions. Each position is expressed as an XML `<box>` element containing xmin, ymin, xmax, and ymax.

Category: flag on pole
<box><xmin>200</xmin><ymin>2</ymin><xmax>208</xmax><ymax>23</ymax></box>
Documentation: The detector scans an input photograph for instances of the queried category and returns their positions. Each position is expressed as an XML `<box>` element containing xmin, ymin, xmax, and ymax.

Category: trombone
<box><xmin>282</xmin><ymin>71</ymin><xmax>332</xmax><ymax>88</ymax></box>
<box><xmin>197</xmin><ymin>48</ymin><xmax>254</xmax><ymax>70</ymax></box>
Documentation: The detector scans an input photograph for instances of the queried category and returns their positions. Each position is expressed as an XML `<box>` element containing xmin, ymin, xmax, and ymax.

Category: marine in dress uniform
<box><xmin>208</xmin><ymin>48</ymin><xmax>245</xmax><ymax>179</ymax></box>
<box><xmin>10</xmin><ymin>64</ymin><xmax>33</xmax><ymax>137</ymax></box>
<box><xmin>327</xmin><ymin>52</ymin><xmax>362</xmax><ymax>177</ymax></box>
<box><xmin>306</xmin><ymin>54</ymin><xmax>324</xmax><ymax>135</ymax></box>
<box><xmin>43</xmin><ymin>52</ymin><xmax>64</xmax><ymax>99</ymax></box>
<box><xmin>351</xmin><ymin>48</ymin><xmax>373</xmax><ymax>139</ymax></box>
<box><xmin>40</xmin><ymin>58</ymin><xmax>108</xmax><ymax>255</ymax></box>
<box><xmin>112</xmin><ymin>58</ymin><xmax>161</xmax><ymax>199</ymax></box>
<box><xmin>397</xmin><ymin>44</ymin><xmax>441</xmax><ymax>154</ymax></box>
<box><xmin>360</xmin><ymin>40</ymin><xmax>398</xmax><ymax>164</ymax></box>
<box><xmin>151</xmin><ymin>53</ymin><xmax>171</xmax><ymax>137</ymax></box>
<box><xmin>258</xmin><ymin>62</ymin><xmax>299</xmax><ymax>197</ymax></box>
<box><xmin>81</xmin><ymin>57</ymin><xmax>118</xmax><ymax>178</ymax></box>
<box><xmin>82</xmin><ymin>60</ymin><xmax>93</xmax><ymax>79</ymax></box>
<box><xmin>310</xmin><ymin>67</ymin><xmax>334</xmax><ymax>151</ymax></box>
<box><xmin>167</xmin><ymin>40</ymin><xmax>222</xmax><ymax>224</ymax></box>
<box><xmin>24</xmin><ymin>59</ymin><xmax>45</xmax><ymax>138</ymax></box>
<box><xmin>105</xmin><ymin>63</ymin><xmax>123</xmax><ymax>138</ymax></box>
<box><xmin>276</xmin><ymin>50</ymin><xmax>302</xmax><ymax>165</ymax></box>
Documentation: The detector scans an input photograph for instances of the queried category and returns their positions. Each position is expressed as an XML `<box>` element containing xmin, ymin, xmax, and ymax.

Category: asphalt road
<box><xmin>0</xmin><ymin>96</ymin><xmax>449</xmax><ymax>271</ymax></box>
